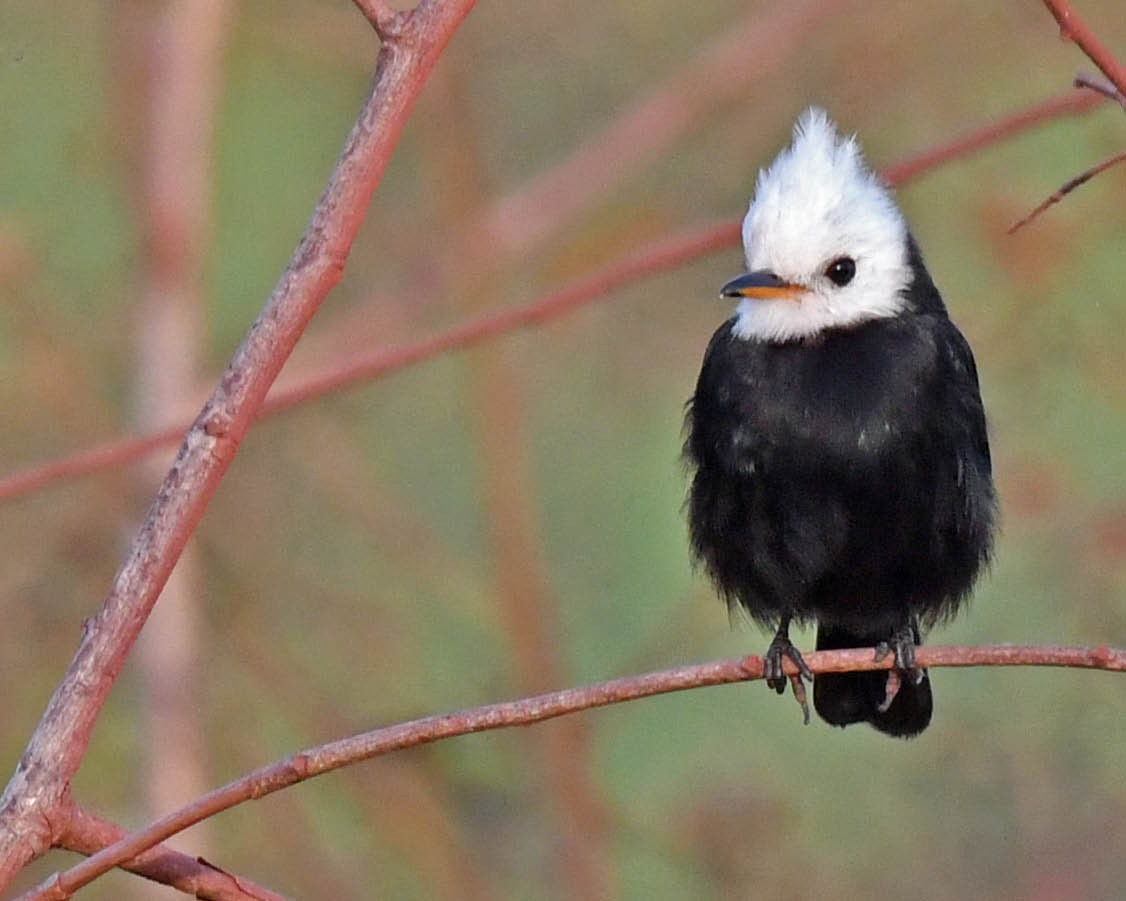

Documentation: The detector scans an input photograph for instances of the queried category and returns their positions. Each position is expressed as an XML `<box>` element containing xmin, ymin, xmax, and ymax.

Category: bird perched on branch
<box><xmin>684</xmin><ymin>109</ymin><xmax>996</xmax><ymax>737</ymax></box>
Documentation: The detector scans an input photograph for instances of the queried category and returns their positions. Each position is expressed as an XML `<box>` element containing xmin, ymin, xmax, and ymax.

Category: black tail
<box><xmin>812</xmin><ymin>625</ymin><xmax>932</xmax><ymax>738</ymax></box>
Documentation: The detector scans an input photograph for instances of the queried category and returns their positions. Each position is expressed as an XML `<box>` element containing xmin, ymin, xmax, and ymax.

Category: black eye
<box><xmin>825</xmin><ymin>256</ymin><xmax>856</xmax><ymax>287</ymax></box>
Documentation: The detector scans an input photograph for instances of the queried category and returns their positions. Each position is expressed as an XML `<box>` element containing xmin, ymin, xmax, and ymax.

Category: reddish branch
<box><xmin>19</xmin><ymin>644</ymin><xmax>1125</xmax><ymax>899</ymax></box>
<box><xmin>57</xmin><ymin>803</ymin><xmax>283</xmax><ymax>901</ymax></box>
<box><xmin>352</xmin><ymin>0</ymin><xmax>401</xmax><ymax>36</ymax></box>
<box><xmin>477</xmin><ymin>0</ymin><xmax>849</xmax><ymax>260</ymax></box>
<box><xmin>0</xmin><ymin>0</ymin><xmax>478</xmax><ymax>889</ymax></box>
<box><xmin>0</xmin><ymin>426</ymin><xmax>185</xmax><ymax>502</ymax></box>
<box><xmin>1013</xmin><ymin>4</ymin><xmax>1126</xmax><ymax>232</ymax></box>
<box><xmin>0</xmin><ymin>88</ymin><xmax>1106</xmax><ymax>506</ymax></box>
<box><xmin>1039</xmin><ymin>0</ymin><xmax>1126</xmax><ymax>98</ymax></box>
<box><xmin>880</xmin><ymin>87</ymin><xmax>1102</xmax><ymax>186</ymax></box>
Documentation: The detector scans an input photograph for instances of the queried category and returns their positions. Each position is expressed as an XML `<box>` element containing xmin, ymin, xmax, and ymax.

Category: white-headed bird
<box><xmin>685</xmin><ymin>109</ymin><xmax>996</xmax><ymax>737</ymax></box>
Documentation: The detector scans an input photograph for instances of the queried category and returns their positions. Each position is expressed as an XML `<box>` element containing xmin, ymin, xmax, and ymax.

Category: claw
<box><xmin>874</xmin><ymin>621</ymin><xmax>926</xmax><ymax>694</ymax></box>
<box><xmin>876</xmin><ymin>667</ymin><xmax>902</xmax><ymax>713</ymax></box>
<box><xmin>789</xmin><ymin>672</ymin><xmax>811</xmax><ymax>725</ymax></box>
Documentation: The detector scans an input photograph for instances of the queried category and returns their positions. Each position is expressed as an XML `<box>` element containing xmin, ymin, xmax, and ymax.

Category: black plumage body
<box><xmin>685</xmin><ymin>238</ymin><xmax>995</xmax><ymax>736</ymax></box>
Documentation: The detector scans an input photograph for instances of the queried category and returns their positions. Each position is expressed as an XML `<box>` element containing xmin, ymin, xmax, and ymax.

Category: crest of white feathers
<box><xmin>732</xmin><ymin>108</ymin><xmax>915</xmax><ymax>343</ymax></box>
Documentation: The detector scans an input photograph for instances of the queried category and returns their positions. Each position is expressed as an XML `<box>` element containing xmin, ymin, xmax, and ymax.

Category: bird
<box><xmin>684</xmin><ymin>108</ymin><xmax>996</xmax><ymax>738</ymax></box>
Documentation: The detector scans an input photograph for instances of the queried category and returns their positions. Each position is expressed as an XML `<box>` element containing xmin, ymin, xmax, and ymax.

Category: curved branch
<box><xmin>19</xmin><ymin>644</ymin><xmax>1125</xmax><ymax>899</ymax></box>
<box><xmin>0</xmin><ymin>0</ymin><xmax>477</xmax><ymax>887</ymax></box>
<box><xmin>0</xmin><ymin>88</ymin><xmax>1106</xmax><ymax>506</ymax></box>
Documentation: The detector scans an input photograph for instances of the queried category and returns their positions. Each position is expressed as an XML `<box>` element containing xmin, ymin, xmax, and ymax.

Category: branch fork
<box><xmin>354</xmin><ymin>0</ymin><xmax>410</xmax><ymax>41</ymax></box>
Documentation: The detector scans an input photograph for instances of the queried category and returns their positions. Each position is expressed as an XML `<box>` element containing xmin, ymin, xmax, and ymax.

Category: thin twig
<box><xmin>0</xmin><ymin>88</ymin><xmax>1106</xmax><ymax>506</ymax></box>
<box><xmin>19</xmin><ymin>644</ymin><xmax>1125</xmax><ymax>900</ymax></box>
<box><xmin>1039</xmin><ymin>0</ymin><xmax>1126</xmax><ymax>98</ymax></box>
<box><xmin>1009</xmin><ymin>148</ymin><xmax>1126</xmax><ymax>233</ymax></box>
<box><xmin>0</xmin><ymin>0</ymin><xmax>478</xmax><ymax>889</ymax></box>
<box><xmin>1074</xmin><ymin>72</ymin><xmax>1126</xmax><ymax>110</ymax></box>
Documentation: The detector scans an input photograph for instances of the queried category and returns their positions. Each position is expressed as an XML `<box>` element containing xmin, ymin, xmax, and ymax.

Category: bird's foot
<box><xmin>874</xmin><ymin>623</ymin><xmax>925</xmax><ymax>712</ymax></box>
<box><xmin>763</xmin><ymin>624</ymin><xmax>813</xmax><ymax>724</ymax></box>
<box><xmin>764</xmin><ymin>629</ymin><xmax>813</xmax><ymax>691</ymax></box>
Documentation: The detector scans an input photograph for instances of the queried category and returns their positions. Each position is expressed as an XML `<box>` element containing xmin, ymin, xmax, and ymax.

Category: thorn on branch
<box><xmin>1008</xmin><ymin>148</ymin><xmax>1126</xmax><ymax>234</ymax></box>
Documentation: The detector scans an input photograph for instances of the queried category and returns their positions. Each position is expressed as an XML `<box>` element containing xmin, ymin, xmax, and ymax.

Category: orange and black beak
<box><xmin>720</xmin><ymin>270</ymin><xmax>803</xmax><ymax>301</ymax></box>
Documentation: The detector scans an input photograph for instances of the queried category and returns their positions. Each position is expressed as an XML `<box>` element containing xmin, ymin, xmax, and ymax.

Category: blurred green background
<box><xmin>1</xmin><ymin>1</ymin><xmax>1124</xmax><ymax>898</ymax></box>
